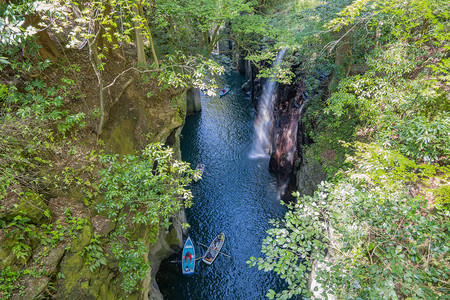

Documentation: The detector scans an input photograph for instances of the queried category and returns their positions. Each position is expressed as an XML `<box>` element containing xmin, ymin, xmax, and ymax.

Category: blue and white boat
<box><xmin>182</xmin><ymin>236</ymin><xmax>195</xmax><ymax>275</ymax></box>
<box><xmin>219</xmin><ymin>87</ymin><xmax>230</xmax><ymax>97</ymax></box>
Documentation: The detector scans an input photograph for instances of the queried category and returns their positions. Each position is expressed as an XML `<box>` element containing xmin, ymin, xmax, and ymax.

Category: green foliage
<box><xmin>111</xmin><ymin>240</ymin><xmax>150</xmax><ymax>294</ymax></box>
<box><xmin>57</xmin><ymin>113</ymin><xmax>86</xmax><ymax>136</ymax></box>
<box><xmin>0</xmin><ymin>267</ymin><xmax>24</xmax><ymax>300</ymax></box>
<box><xmin>0</xmin><ymin>209</ymin><xmax>89</xmax><ymax>298</ymax></box>
<box><xmin>98</xmin><ymin>143</ymin><xmax>194</xmax><ymax>227</ymax></box>
<box><xmin>3</xmin><ymin>215</ymin><xmax>34</xmax><ymax>262</ymax></box>
<box><xmin>153</xmin><ymin>52</ymin><xmax>224</xmax><ymax>92</ymax></box>
<box><xmin>37</xmin><ymin>210</ymin><xmax>88</xmax><ymax>248</ymax></box>
<box><xmin>253</xmin><ymin>2</ymin><xmax>450</xmax><ymax>297</ymax></box>
<box><xmin>79</xmin><ymin>235</ymin><xmax>107</xmax><ymax>273</ymax></box>
<box><xmin>0</xmin><ymin>0</ymin><xmax>36</xmax><ymax>45</ymax></box>
<box><xmin>1</xmin><ymin>209</ymin><xmax>88</xmax><ymax>271</ymax></box>
<box><xmin>150</xmin><ymin>0</ymin><xmax>253</xmax><ymax>55</ymax></box>
<box><xmin>250</xmin><ymin>143</ymin><xmax>449</xmax><ymax>299</ymax></box>
<box><xmin>290</xmin><ymin>0</ymin><xmax>450</xmax><ymax>166</ymax></box>
<box><xmin>0</xmin><ymin>44</ymin><xmax>93</xmax><ymax>201</ymax></box>
<box><xmin>97</xmin><ymin>143</ymin><xmax>195</xmax><ymax>293</ymax></box>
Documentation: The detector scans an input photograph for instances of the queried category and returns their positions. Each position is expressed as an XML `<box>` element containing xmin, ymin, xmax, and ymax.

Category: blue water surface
<box><xmin>156</xmin><ymin>71</ymin><xmax>288</xmax><ymax>300</ymax></box>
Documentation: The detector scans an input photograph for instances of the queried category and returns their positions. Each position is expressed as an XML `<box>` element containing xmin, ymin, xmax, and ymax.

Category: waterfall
<box><xmin>250</xmin><ymin>49</ymin><xmax>287</xmax><ymax>158</ymax></box>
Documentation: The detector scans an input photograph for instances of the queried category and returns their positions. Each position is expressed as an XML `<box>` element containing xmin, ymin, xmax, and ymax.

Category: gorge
<box><xmin>1</xmin><ymin>1</ymin><xmax>448</xmax><ymax>299</ymax></box>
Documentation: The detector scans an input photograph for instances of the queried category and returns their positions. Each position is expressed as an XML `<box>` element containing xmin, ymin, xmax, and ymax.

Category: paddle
<box><xmin>199</xmin><ymin>243</ymin><xmax>232</xmax><ymax>259</ymax></box>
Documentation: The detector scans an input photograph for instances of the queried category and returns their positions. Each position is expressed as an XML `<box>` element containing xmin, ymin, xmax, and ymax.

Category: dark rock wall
<box><xmin>237</xmin><ymin>51</ymin><xmax>262</xmax><ymax>102</ymax></box>
<box><xmin>186</xmin><ymin>88</ymin><xmax>202</xmax><ymax>115</ymax></box>
<box><xmin>269</xmin><ymin>83</ymin><xmax>305</xmax><ymax>200</ymax></box>
<box><xmin>239</xmin><ymin>52</ymin><xmax>327</xmax><ymax>200</ymax></box>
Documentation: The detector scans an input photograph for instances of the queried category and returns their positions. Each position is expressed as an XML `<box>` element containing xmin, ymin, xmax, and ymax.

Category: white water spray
<box><xmin>250</xmin><ymin>49</ymin><xmax>287</xmax><ymax>158</ymax></box>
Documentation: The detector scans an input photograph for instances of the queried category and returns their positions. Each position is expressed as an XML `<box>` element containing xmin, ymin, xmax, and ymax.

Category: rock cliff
<box><xmin>0</xmin><ymin>74</ymin><xmax>190</xmax><ymax>299</ymax></box>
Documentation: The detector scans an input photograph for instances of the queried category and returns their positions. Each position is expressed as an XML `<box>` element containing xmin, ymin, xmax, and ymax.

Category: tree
<box><xmin>249</xmin><ymin>0</ymin><xmax>450</xmax><ymax>298</ymax></box>
<box><xmin>34</xmin><ymin>0</ymin><xmax>223</xmax><ymax>135</ymax></box>
<box><xmin>150</xmin><ymin>0</ymin><xmax>253</xmax><ymax>57</ymax></box>
<box><xmin>98</xmin><ymin>143</ymin><xmax>197</xmax><ymax>293</ymax></box>
<box><xmin>249</xmin><ymin>144</ymin><xmax>449</xmax><ymax>299</ymax></box>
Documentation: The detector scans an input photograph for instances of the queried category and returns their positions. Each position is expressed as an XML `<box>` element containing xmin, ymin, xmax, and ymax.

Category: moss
<box><xmin>57</xmin><ymin>252</ymin><xmax>89</xmax><ymax>298</ymax></box>
<box><xmin>165</xmin><ymin>226</ymin><xmax>180</xmax><ymax>247</ymax></box>
<box><xmin>0</xmin><ymin>189</ymin><xmax>48</xmax><ymax>223</ymax></box>
<box><xmin>58</xmin><ymin>249</ymin><xmax>145</xmax><ymax>300</ymax></box>
<box><xmin>147</xmin><ymin>91</ymin><xmax>187</xmax><ymax>145</ymax></box>
<box><xmin>434</xmin><ymin>184</ymin><xmax>450</xmax><ymax>205</ymax></box>
<box><xmin>106</xmin><ymin>118</ymin><xmax>137</xmax><ymax>156</ymax></box>
<box><xmin>98</xmin><ymin>281</ymin><xmax>124</xmax><ymax>300</ymax></box>
<box><xmin>57</xmin><ymin>252</ymin><xmax>118</xmax><ymax>299</ymax></box>
<box><xmin>0</xmin><ymin>246</ymin><xmax>16</xmax><ymax>268</ymax></box>
<box><xmin>69</xmin><ymin>222</ymin><xmax>93</xmax><ymax>253</ymax></box>
<box><xmin>176</xmin><ymin>90</ymin><xmax>187</xmax><ymax>119</ymax></box>
<box><xmin>19</xmin><ymin>190</ymin><xmax>48</xmax><ymax>223</ymax></box>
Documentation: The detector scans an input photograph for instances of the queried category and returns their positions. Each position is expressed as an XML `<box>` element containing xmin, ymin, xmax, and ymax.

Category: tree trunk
<box><xmin>206</xmin><ymin>25</ymin><xmax>221</xmax><ymax>57</ymax></box>
<box><xmin>88</xmin><ymin>32</ymin><xmax>106</xmax><ymax>136</ymax></box>
<box><xmin>328</xmin><ymin>27</ymin><xmax>351</xmax><ymax>90</ymax></box>
<box><xmin>132</xmin><ymin>5</ymin><xmax>147</xmax><ymax>65</ymax></box>
<box><xmin>138</xmin><ymin>5</ymin><xmax>159</xmax><ymax>67</ymax></box>
<box><xmin>24</xmin><ymin>14</ymin><xmax>61</xmax><ymax>62</ymax></box>
<box><xmin>97</xmin><ymin>2</ymin><xmax>122</xmax><ymax>58</ymax></box>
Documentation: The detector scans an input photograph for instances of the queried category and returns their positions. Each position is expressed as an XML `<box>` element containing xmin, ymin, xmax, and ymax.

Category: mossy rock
<box><xmin>165</xmin><ymin>226</ymin><xmax>180</xmax><ymax>247</ymax></box>
<box><xmin>92</xmin><ymin>215</ymin><xmax>115</xmax><ymax>237</ymax></box>
<box><xmin>70</xmin><ymin>222</ymin><xmax>93</xmax><ymax>253</ymax></box>
<box><xmin>107</xmin><ymin>118</ymin><xmax>137</xmax><ymax>156</ymax></box>
<box><xmin>57</xmin><ymin>252</ymin><xmax>112</xmax><ymax>299</ymax></box>
<box><xmin>0</xmin><ymin>189</ymin><xmax>48</xmax><ymax>223</ymax></box>
<box><xmin>57</xmin><ymin>251</ymin><xmax>144</xmax><ymax>300</ymax></box>
<box><xmin>0</xmin><ymin>246</ymin><xmax>17</xmax><ymax>268</ymax></box>
<box><xmin>57</xmin><ymin>252</ymin><xmax>96</xmax><ymax>299</ymax></box>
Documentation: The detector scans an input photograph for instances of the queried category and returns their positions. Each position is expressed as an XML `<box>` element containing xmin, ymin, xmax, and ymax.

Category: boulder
<box><xmin>0</xmin><ymin>188</ymin><xmax>48</xmax><ymax>223</ymax></box>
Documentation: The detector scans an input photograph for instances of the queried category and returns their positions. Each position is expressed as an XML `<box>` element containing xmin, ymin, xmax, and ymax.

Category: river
<box><xmin>156</xmin><ymin>71</ymin><xmax>287</xmax><ymax>299</ymax></box>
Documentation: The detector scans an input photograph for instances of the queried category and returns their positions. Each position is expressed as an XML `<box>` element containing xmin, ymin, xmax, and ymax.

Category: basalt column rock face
<box><xmin>236</xmin><ymin>53</ymin><xmax>262</xmax><ymax>101</ymax></box>
<box><xmin>269</xmin><ymin>83</ymin><xmax>305</xmax><ymax>200</ymax></box>
<box><xmin>186</xmin><ymin>88</ymin><xmax>202</xmax><ymax>115</ymax></box>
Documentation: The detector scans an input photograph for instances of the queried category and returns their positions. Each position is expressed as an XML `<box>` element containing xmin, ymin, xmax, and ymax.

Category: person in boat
<box><xmin>213</xmin><ymin>239</ymin><xmax>220</xmax><ymax>251</ymax></box>
<box><xmin>184</xmin><ymin>251</ymin><xmax>192</xmax><ymax>263</ymax></box>
<box><xmin>205</xmin><ymin>252</ymin><xmax>213</xmax><ymax>261</ymax></box>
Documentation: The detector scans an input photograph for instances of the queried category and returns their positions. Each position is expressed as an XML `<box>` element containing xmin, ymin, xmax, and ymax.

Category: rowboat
<box><xmin>182</xmin><ymin>236</ymin><xmax>195</xmax><ymax>275</ymax></box>
<box><xmin>202</xmin><ymin>233</ymin><xmax>225</xmax><ymax>265</ymax></box>
<box><xmin>219</xmin><ymin>87</ymin><xmax>230</xmax><ymax>97</ymax></box>
<box><xmin>194</xmin><ymin>163</ymin><xmax>205</xmax><ymax>181</ymax></box>
<box><xmin>196</xmin><ymin>163</ymin><xmax>205</xmax><ymax>175</ymax></box>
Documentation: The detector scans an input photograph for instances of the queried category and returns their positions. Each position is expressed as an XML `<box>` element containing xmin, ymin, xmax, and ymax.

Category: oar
<box><xmin>199</xmin><ymin>243</ymin><xmax>232</xmax><ymax>259</ymax></box>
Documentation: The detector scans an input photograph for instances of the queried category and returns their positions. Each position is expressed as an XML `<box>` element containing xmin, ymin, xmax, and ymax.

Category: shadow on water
<box><xmin>156</xmin><ymin>71</ymin><xmax>288</xmax><ymax>299</ymax></box>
